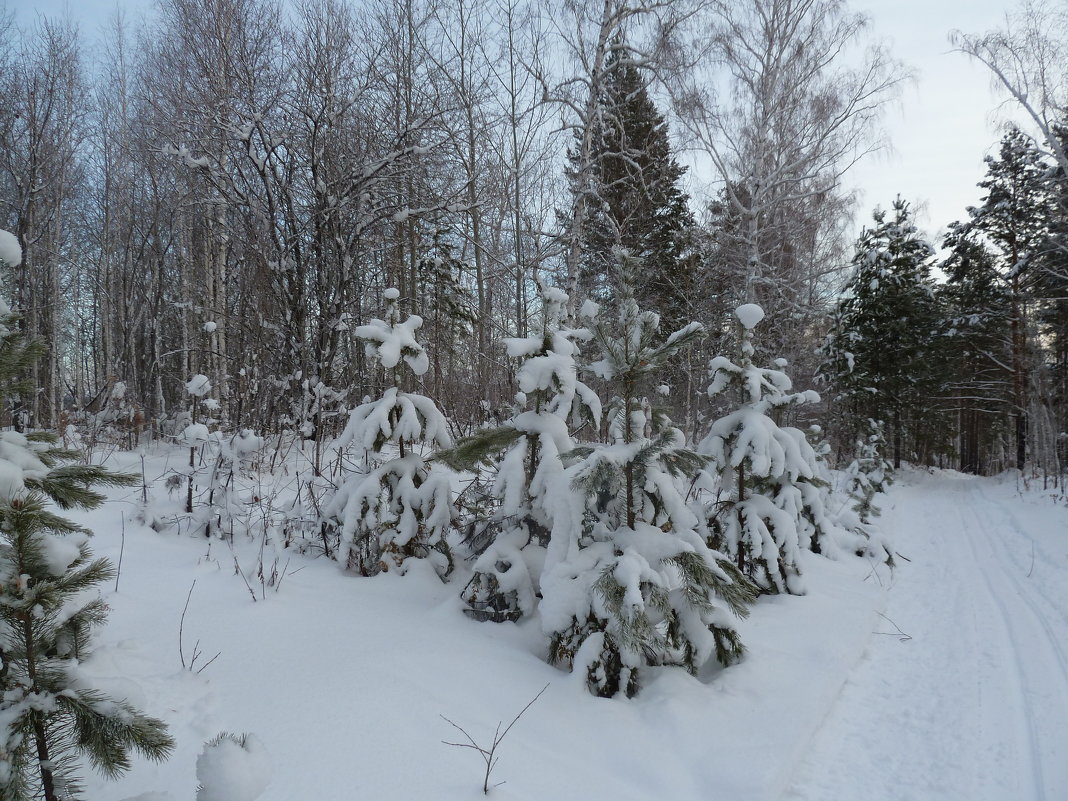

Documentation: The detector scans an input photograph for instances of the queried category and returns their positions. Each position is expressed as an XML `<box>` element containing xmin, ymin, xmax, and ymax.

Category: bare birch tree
<box><xmin>665</xmin><ymin>0</ymin><xmax>905</xmax><ymax>367</ymax></box>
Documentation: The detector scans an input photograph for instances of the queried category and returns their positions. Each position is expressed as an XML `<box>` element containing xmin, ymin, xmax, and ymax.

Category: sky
<box><xmin>13</xmin><ymin>0</ymin><xmax>1022</xmax><ymax>247</ymax></box>
<box><xmin>848</xmin><ymin>0</ymin><xmax>1019</xmax><ymax>242</ymax></box>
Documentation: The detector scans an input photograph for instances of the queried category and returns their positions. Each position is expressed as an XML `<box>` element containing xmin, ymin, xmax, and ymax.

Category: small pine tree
<box><xmin>439</xmin><ymin>285</ymin><xmax>600</xmax><ymax>622</ymax></box>
<box><xmin>698</xmin><ymin>304</ymin><xmax>823</xmax><ymax>594</ymax></box>
<box><xmin>842</xmin><ymin>419</ymin><xmax>894</xmax><ymax>526</ymax></box>
<box><xmin>541</xmin><ymin>263</ymin><xmax>755</xmax><ymax>697</ymax></box>
<box><xmin>0</xmin><ymin>285</ymin><xmax>173</xmax><ymax>801</ymax></box>
<box><xmin>323</xmin><ymin>289</ymin><xmax>454</xmax><ymax>576</ymax></box>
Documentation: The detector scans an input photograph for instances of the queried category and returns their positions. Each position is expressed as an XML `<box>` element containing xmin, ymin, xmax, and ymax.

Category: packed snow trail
<box><xmin>784</xmin><ymin>471</ymin><xmax>1068</xmax><ymax>801</ymax></box>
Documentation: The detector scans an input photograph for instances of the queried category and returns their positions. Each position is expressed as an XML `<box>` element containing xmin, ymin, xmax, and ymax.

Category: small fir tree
<box><xmin>0</xmin><ymin>287</ymin><xmax>173</xmax><ymax>801</ymax></box>
<box><xmin>541</xmin><ymin>264</ymin><xmax>755</xmax><ymax>697</ymax></box>
<box><xmin>323</xmin><ymin>289</ymin><xmax>454</xmax><ymax>576</ymax></box>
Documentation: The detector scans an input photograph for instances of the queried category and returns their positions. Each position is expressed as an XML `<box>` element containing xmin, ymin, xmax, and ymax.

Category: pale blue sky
<box><xmin>849</xmin><ymin>0</ymin><xmax>1019</xmax><ymax>242</ymax></box>
<box><xmin>13</xmin><ymin>0</ymin><xmax>1022</xmax><ymax>246</ymax></box>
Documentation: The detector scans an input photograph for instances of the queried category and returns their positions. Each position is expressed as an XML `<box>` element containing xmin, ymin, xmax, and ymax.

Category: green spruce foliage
<box><xmin>568</xmin><ymin>42</ymin><xmax>698</xmax><ymax>335</ymax></box>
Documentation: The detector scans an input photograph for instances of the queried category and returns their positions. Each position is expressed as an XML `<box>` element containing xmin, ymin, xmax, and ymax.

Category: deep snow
<box><xmin>61</xmin><ymin>451</ymin><xmax>1067</xmax><ymax>801</ymax></box>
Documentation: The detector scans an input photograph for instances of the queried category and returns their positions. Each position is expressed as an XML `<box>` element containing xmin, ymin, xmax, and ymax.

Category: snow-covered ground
<box><xmin>786</xmin><ymin>470</ymin><xmax>1068</xmax><ymax>801</ymax></box>
<box><xmin>67</xmin><ymin>452</ymin><xmax>1067</xmax><ymax>801</ymax></box>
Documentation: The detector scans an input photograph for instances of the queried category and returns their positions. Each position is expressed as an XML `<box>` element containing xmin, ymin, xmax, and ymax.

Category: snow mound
<box><xmin>196</xmin><ymin>733</ymin><xmax>271</xmax><ymax>801</ymax></box>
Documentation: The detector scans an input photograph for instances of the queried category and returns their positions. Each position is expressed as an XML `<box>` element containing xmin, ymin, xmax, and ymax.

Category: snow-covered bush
<box><xmin>323</xmin><ymin>289</ymin><xmax>455</xmax><ymax>576</ymax></box>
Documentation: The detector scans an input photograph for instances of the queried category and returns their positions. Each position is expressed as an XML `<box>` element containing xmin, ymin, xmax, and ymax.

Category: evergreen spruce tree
<box><xmin>566</xmin><ymin>42</ymin><xmax>698</xmax><ymax>336</ymax></box>
<box><xmin>540</xmin><ymin>258</ymin><xmax>754</xmax><ymax>698</ymax></box>
<box><xmin>0</xmin><ymin>286</ymin><xmax>173</xmax><ymax>800</ymax></box>
<box><xmin>323</xmin><ymin>289</ymin><xmax>454</xmax><ymax>576</ymax></box>
<box><xmin>438</xmin><ymin>285</ymin><xmax>601</xmax><ymax>622</ymax></box>
<box><xmin>416</xmin><ymin>234</ymin><xmax>478</xmax><ymax>398</ymax></box>
<box><xmin>821</xmin><ymin>199</ymin><xmax>941</xmax><ymax>467</ymax></box>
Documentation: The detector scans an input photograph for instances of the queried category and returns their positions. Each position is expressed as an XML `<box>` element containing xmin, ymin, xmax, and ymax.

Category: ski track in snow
<box><xmin>784</xmin><ymin>472</ymin><xmax>1068</xmax><ymax>801</ymax></box>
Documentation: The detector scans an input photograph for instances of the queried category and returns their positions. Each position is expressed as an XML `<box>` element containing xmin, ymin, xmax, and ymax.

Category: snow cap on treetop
<box><xmin>383</xmin><ymin>287</ymin><xmax>400</xmax><ymax>301</ymax></box>
<box><xmin>735</xmin><ymin>303</ymin><xmax>765</xmax><ymax>330</ymax></box>
<box><xmin>0</xmin><ymin>229</ymin><xmax>22</xmax><ymax>268</ymax></box>
<box><xmin>186</xmin><ymin>374</ymin><xmax>212</xmax><ymax>397</ymax></box>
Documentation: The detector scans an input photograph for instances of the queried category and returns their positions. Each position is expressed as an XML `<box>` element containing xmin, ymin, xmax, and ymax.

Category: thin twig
<box><xmin>441</xmin><ymin>683</ymin><xmax>549</xmax><ymax>794</ymax></box>
<box><xmin>195</xmin><ymin>651</ymin><xmax>222</xmax><ymax>674</ymax></box>
<box><xmin>1026</xmin><ymin>540</ymin><xmax>1035</xmax><ymax>578</ymax></box>
<box><xmin>873</xmin><ymin>611</ymin><xmax>912</xmax><ymax>642</ymax></box>
<box><xmin>179</xmin><ymin>580</ymin><xmax>196</xmax><ymax>669</ymax></box>
<box><xmin>115</xmin><ymin>512</ymin><xmax>126</xmax><ymax>593</ymax></box>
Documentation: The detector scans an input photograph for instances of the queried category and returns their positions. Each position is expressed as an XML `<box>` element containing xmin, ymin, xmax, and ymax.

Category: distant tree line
<box><xmin>0</xmin><ymin>0</ymin><xmax>899</xmax><ymax>445</ymax></box>
<box><xmin>2</xmin><ymin>0</ymin><xmax>1067</xmax><ymax>478</ymax></box>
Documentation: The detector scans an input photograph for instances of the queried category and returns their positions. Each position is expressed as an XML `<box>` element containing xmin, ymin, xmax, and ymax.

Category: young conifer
<box><xmin>0</xmin><ymin>280</ymin><xmax>173</xmax><ymax>801</ymax></box>
<box><xmin>323</xmin><ymin>289</ymin><xmax>454</xmax><ymax>576</ymax></box>
<box><xmin>698</xmin><ymin>304</ymin><xmax>821</xmax><ymax>594</ymax></box>
<box><xmin>439</xmin><ymin>285</ymin><xmax>600</xmax><ymax>621</ymax></box>
<box><xmin>541</xmin><ymin>255</ymin><xmax>755</xmax><ymax>697</ymax></box>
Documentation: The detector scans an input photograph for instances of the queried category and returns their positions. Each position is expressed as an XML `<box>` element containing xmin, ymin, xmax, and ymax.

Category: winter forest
<box><xmin>2</xmin><ymin>0</ymin><xmax>1068</xmax><ymax>799</ymax></box>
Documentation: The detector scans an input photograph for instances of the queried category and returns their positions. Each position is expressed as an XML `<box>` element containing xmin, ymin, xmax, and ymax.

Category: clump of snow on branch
<box><xmin>352</xmin><ymin>288</ymin><xmax>430</xmax><ymax>376</ymax></box>
<box><xmin>186</xmin><ymin>374</ymin><xmax>212</xmax><ymax>398</ymax></box>
<box><xmin>0</xmin><ymin>229</ymin><xmax>21</xmax><ymax>268</ymax></box>
<box><xmin>734</xmin><ymin>303</ymin><xmax>765</xmax><ymax>330</ymax></box>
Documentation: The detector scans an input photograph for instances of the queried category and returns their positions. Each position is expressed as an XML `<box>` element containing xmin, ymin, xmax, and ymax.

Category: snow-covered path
<box><xmin>785</xmin><ymin>472</ymin><xmax>1068</xmax><ymax>801</ymax></box>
